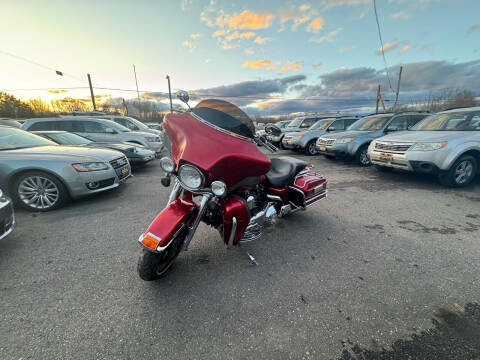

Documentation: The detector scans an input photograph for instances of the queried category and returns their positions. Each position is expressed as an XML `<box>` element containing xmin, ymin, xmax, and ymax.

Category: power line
<box><xmin>373</xmin><ymin>0</ymin><xmax>394</xmax><ymax>92</ymax></box>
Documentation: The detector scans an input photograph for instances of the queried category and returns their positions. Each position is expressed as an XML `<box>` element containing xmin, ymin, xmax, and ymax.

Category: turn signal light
<box><xmin>139</xmin><ymin>232</ymin><xmax>162</xmax><ymax>250</ymax></box>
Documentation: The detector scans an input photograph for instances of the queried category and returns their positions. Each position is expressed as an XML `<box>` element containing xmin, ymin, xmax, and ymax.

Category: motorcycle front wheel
<box><xmin>137</xmin><ymin>231</ymin><xmax>186</xmax><ymax>281</ymax></box>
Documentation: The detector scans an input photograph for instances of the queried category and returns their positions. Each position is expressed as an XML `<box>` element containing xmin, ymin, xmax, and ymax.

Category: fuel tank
<box><xmin>164</xmin><ymin>112</ymin><xmax>271</xmax><ymax>188</ymax></box>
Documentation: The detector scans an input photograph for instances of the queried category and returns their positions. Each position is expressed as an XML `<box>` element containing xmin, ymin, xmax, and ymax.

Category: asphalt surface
<box><xmin>1</xmin><ymin>150</ymin><xmax>480</xmax><ymax>359</ymax></box>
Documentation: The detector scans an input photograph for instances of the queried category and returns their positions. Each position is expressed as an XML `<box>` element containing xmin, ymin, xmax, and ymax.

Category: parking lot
<box><xmin>1</xmin><ymin>151</ymin><xmax>480</xmax><ymax>359</ymax></box>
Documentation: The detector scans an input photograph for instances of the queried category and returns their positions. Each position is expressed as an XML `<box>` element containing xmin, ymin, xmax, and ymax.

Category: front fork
<box><xmin>168</xmin><ymin>180</ymin><xmax>212</xmax><ymax>251</ymax></box>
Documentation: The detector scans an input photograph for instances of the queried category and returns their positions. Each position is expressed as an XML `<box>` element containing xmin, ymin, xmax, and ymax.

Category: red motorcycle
<box><xmin>137</xmin><ymin>91</ymin><xmax>328</xmax><ymax>280</ymax></box>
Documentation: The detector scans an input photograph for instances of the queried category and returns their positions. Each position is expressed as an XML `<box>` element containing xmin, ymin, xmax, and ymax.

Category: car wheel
<box><xmin>12</xmin><ymin>171</ymin><xmax>68</xmax><ymax>211</ymax></box>
<box><xmin>374</xmin><ymin>165</ymin><xmax>393</xmax><ymax>172</ymax></box>
<box><xmin>355</xmin><ymin>145</ymin><xmax>371</xmax><ymax>166</ymax></box>
<box><xmin>305</xmin><ymin>140</ymin><xmax>317</xmax><ymax>156</ymax></box>
<box><xmin>438</xmin><ymin>155</ymin><xmax>477</xmax><ymax>187</ymax></box>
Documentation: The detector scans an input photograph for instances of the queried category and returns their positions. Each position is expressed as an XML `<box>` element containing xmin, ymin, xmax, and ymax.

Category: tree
<box><xmin>0</xmin><ymin>92</ymin><xmax>34</xmax><ymax>118</ymax></box>
<box><xmin>50</xmin><ymin>97</ymin><xmax>90</xmax><ymax>113</ymax></box>
<box><xmin>26</xmin><ymin>97</ymin><xmax>52</xmax><ymax>114</ymax></box>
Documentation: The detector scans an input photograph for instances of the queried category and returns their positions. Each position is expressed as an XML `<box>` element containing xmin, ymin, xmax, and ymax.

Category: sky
<box><xmin>1</xmin><ymin>0</ymin><xmax>480</xmax><ymax>115</ymax></box>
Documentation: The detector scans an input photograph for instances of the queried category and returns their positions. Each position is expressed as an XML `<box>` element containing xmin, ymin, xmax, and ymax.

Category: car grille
<box><xmin>110</xmin><ymin>156</ymin><xmax>128</xmax><ymax>169</ymax></box>
<box><xmin>317</xmin><ymin>138</ymin><xmax>335</xmax><ymax>146</ymax></box>
<box><xmin>375</xmin><ymin>141</ymin><xmax>413</xmax><ymax>153</ymax></box>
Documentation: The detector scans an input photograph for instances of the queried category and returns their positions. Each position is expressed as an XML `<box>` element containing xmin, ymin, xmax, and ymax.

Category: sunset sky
<box><xmin>1</xmin><ymin>0</ymin><xmax>480</xmax><ymax>115</ymax></box>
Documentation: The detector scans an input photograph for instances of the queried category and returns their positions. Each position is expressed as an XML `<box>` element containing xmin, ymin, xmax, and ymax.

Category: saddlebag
<box><xmin>288</xmin><ymin>172</ymin><xmax>327</xmax><ymax>208</ymax></box>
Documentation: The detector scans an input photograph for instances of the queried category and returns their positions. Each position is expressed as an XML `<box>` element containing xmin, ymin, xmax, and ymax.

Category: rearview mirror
<box><xmin>265</xmin><ymin>124</ymin><xmax>282</xmax><ymax>136</ymax></box>
<box><xmin>176</xmin><ymin>90</ymin><xmax>190</xmax><ymax>104</ymax></box>
<box><xmin>105</xmin><ymin>127</ymin><xmax>116</xmax><ymax>134</ymax></box>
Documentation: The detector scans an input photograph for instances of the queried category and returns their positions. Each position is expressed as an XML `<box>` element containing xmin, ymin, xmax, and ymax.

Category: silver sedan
<box><xmin>0</xmin><ymin>126</ymin><xmax>131</xmax><ymax>211</ymax></box>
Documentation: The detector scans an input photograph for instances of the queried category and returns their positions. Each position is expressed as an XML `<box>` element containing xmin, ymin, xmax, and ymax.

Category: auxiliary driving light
<box><xmin>211</xmin><ymin>181</ymin><xmax>227</xmax><ymax>197</ymax></box>
<box><xmin>160</xmin><ymin>157</ymin><xmax>175</xmax><ymax>173</ymax></box>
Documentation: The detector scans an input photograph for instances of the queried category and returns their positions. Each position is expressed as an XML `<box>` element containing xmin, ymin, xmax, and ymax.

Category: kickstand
<box><xmin>247</xmin><ymin>252</ymin><xmax>258</xmax><ymax>266</ymax></box>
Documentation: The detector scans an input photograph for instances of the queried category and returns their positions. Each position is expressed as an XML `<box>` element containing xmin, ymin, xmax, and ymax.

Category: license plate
<box><xmin>319</xmin><ymin>145</ymin><xmax>326</xmax><ymax>151</ymax></box>
<box><xmin>121</xmin><ymin>166</ymin><xmax>129</xmax><ymax>174</ymax></box>
<box><xmin>380</xmin><ymin>153</ymin><xmax>392</xmax><ymax>162</ymax></box>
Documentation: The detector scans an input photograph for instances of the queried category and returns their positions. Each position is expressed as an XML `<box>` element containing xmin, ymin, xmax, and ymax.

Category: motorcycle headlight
<box><xmin>178</xmin><ymin>164</ymin><xmax>204</xmax><ymax>189</ymax></box>
<box><xmin>160</xmin><ymin>157</ymin><xmax>175</xmax><ymax>173</ymax></box>
<box><xmin>72</xmin><ymin>162</ymin><xmax>109</xmax><ymax>172</ymax></box>
<box><xmin>410</xmin><ymin>142</ymin><xmax>447</xmax><ymax>151</ymax></box>
<box><xmin>335</xmin><ymin>137</ymin><xmax>354</xmax><ymax>144</ymax></box>
<box><xmin>211</xmin><ymin>181</ymin><xmax>227</xmax><ymax>197</ymax></box>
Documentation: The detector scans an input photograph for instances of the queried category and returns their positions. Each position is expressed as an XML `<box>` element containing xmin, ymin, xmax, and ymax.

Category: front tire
<box><xmin>137</xmin><ymin>230</ymin><xmax>186</xmax><ymax>281</ymax></box>
<box><xmin>12</xmin><ymin>171</ymin><xmax>68</xmax><ymax>211</ymax></box>
<box><xmin>305</xmin><ymin>140</ymin><xmax>317</xmax><ymax>156</ymax></box>
<box><xmin>438</xmin><ymin>155</ymin><xmax>477</xmax><ymax>187</ymax></box>
<box><xmin>355</xmin><ymin>145</ymin><xmax>371</xmax><ymax>166</ymax></box>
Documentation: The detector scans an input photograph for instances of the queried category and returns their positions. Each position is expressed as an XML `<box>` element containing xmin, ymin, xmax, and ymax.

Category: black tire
<box><xmin>12</xmin><ymin>171</ymin><xmax>68</xmax><ymax>211</ymax></box>
<box><xmin>438</xmin><ymin>155</ymin><xmax>477</xmax><ymax>188</ymax></box>
<box><xmin>305</xmin><ymin>140</ymin><xmax>317</xmax><ymax>156</ymax></box>
<box><xmin>374</xmin><ymin>165</ymin><xmax>393</xmax><ymax>172</ymax></box>
<box><xmin>137</xmin><ymin>230</ymin><xmax>186</xmax><ymax>281</ymax></box>
<box><xmin>355</xmin><ymin>145</ymin><xmax>371</xmax><ymax>166</ymax></box>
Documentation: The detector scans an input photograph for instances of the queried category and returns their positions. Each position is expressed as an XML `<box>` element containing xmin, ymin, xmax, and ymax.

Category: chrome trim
<box><xmin>183</xmin><ymin>194</ymin><xmax>212</xmax><ymax>250</ymax></box>
<box><xmin>227</xmin><ymin>217</ymin><xmax>237</xmax><ymax>248</ymax></box>
<box><xmin>171</xmin><ymin>175</ymin><xmax>212</xmax><ymax>195</ymax></box>
<box><xmin>288</xmin><ymin>185</ymin><xmax>306</xmax><ymax>209</ymax></box>
<box><xmin>190</xmin><ymin>111</ymin><xmax>256</xmax><ymax>144</ymax></box>
<box><xmin>305</xmin><ymin>190</ymin><xmax>328</xmax><ymax>207</ymax></box>
<box><xmin>167</xmin><ymin>180</ymin><xmax>181</xmax><ymax>205</ymax></box>
<box><xmin>266</xmin><ymin>194</ymin><xmax>282</xmax><ymax>202</ymax></box>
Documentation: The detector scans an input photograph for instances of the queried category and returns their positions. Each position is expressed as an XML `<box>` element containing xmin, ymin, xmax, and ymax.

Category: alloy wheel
<box><xmin>359</xmin><ymin>149</ymin><xmax>370</xmax><ymax>166</ymax></box>
<box><xmin>18</xmin><ymin>176</ymin><xmax>59</xmax><ymax>210</ymax></box>
<box><xmin>307</xmin><ymin>142</ymin><xmax>317</xmax><ymax>155</ymax></box>
<box><xmin>454</xmin><ymin>160</ymin><xmax>473</xmax><ymax>185</ymax></box>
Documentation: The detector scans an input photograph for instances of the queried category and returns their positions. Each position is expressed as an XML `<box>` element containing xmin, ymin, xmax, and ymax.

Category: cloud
<box><xmin>181</xmin><ymin>0</ymin><xmax>193</xmax><ymax>11</ymax></box>
<box><xmin>310</xmin><ymin>27</ymin><xmax>342</xmax><ymax>43</ymax></box>
<box><xmin>242</xmin><ymin>60</ymin><xmax>277</xmax><ymax>70</ymax></box>
<box><xmin>339</xmin><ymin>45</ymin><xmax>356</xmax><ymax>53</ymax></box>
<box><xmin>278</xmin><ymin>61</ymin><xmax>303</xmax><ymax>74</ymax></box>
<box><xmin>306</xmin><ymin>16</ymin><xmax>325</xmax><ymax>33</ymax></box>
<box><xmin>392</xmin><ymin>11</ymin><xmax>410</xmax><ymax>19</ymax></box>
<box><xmin>468</xmin><ymin>24</ymin><xmax>480</xmax><ymax>33</ymax></box>
<box><xmin>324</xmin><ymin>0</ymin><xmax>371</xmax><ymax>9</ymax></box>
<box><xmin>219</xmin><ymin>10</ymin><xmax>275</xmax><ymax>30</ymax></box>
<box><xmin>245</xmin><ymin>48</ymin><xmax>255</xmax><ymax>55</ymax></box>
<box><xmin>253</xmin><ymin>36</ymin><xmax>271</xmax><ymax>44</ymax></box>
<box><xmin>182</xmin><ymin>40</ymin><xmax>196</xmax><ymax>51</ymax></box>
<box><xmin>190</xmin><ymin>33</ymin><xmax>201</xmax><ymax>39</ymax></box>
<box><xmin>47</xmin><ymin>89</ymin><xmax>69</xmax><ymax>94</ymax></box>
<box><xmin>279</xmin><ymin>4</ymin><xmax>316</xmax><ymax>31</ymax></box>
<box><xmin>399</xmin><ymin>44</ymin><xmax>411</xmax><ymax>54</ymax></box>
<box><xmin>377</xmin><ymin>41</ymin><xmax>399</xmax><ymax>54</ymax></box>
<box><xmin>225</xmin><ymin>31</ymin><xmax>256</xmax><ymax>41</ymax></box>
<box><xmin>213</xmin><ymin>29</ymin><xmax>226</xmax><ymax>36</ymax></box>
<box><xmin>314</xmin><ymin>62</ymin><xmax>323</xmax><ymax>69</ymax></box>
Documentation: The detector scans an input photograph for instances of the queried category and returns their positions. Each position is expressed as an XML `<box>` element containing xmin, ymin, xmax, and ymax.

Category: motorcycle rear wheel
<box><xmin>137</xmin><ymin>231</ymin><xmax>186</xmax><ymax>281</ymax></box>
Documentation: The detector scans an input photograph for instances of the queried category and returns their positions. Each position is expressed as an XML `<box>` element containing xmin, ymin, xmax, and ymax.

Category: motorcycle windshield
<box><xmin>192</xmin><ymin>99</ymin><xmax>255</xmax><ymax>140</ymax></box>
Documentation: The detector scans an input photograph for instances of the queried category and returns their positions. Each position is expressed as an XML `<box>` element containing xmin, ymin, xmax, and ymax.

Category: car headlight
<box><xmin>145</xmin><ymin>136</ymin><xmax>161</xmax><ymax>142</ymax></box>
<box><xmin>211</xmin><ymin>181</ymin><xmax>227</xmax><ymax>197</ymax></box>
<box><xmin>335</xmin><ymin>137</ymin><xmax>354</xmax><ymax>144</ymax></box>
<box><xmin>160</xmin><ymin>157</ymin><xmax>175</xmax><ymax>173</ymax></box>
<box><xmin>178</xmin><ymin>164</ymin><xmax>204</xmax><ymax>189</ymax></box>
<box><xmin>72</xmin><ymin>162</ymin><xmax>109</xmax><ymax>172</ymax></box>
<box><xmin>410</xmin><ymin>142</ymin><xmax>447</xmax><ymax>151</ymax></box>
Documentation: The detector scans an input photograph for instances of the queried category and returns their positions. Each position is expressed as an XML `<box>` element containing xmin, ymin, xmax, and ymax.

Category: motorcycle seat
<box><xmin>266</xmin><ymin>157</ymin><xmax>307</xmax><ymax>188</ymax></box>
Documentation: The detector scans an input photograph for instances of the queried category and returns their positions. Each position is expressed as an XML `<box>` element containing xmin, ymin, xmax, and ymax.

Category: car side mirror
<box><xmin>105</xmin><ymin>127</ymin><xmax>116</xmax><ymax>134</ymax></box>
<box><xmin>386</xmin><ymin>126</ymin><xmax>398</xmax><ymax>133</ymax></box>
<box><xmin>327</xmin><ymin>127</ymin><xmax>336</xmax><ymax>132</ymax></box>
<box><xmin>265</xmin><ymin>124</ymin><xmax>282</xmax><ymax>136</ymax></box>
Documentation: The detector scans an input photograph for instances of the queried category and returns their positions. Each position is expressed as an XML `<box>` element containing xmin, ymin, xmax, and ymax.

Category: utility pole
<box><xmin>133</xmin><ymin>65</ymin><xmax>141</xmax><ymax>119</ymax></box>
<box><xmin>376</xmin><ymin>85</ymin><xmax>380</xmax><ymax>114</ymax></box>
<box><xmin>122</xmin><ymin>98</ymin><xmax>128</xmax><ymax>115</ymax></box>
<box><xmin>87</xmin><ymin>73</ymin><xmax>96</xmax><ymax>111</ymax></box>
<box><xmin>394</xmin><ymin>66</ymin><xmax>403</xmax><ymax>109</ymax></box>
<box><xmin>166</xmin><ymin>75</ymin><xmax>173</xmax><ymax>113</ymax></box>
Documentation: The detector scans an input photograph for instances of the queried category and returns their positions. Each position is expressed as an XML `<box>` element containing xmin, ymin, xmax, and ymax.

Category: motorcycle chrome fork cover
<box><xmin>182</xmin><ymin>194</ymin><xmax>212</xmax><ymax>250</ymax></box>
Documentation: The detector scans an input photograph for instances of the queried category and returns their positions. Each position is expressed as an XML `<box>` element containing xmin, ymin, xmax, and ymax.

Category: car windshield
<box><xmin>309</xmin><ymin>119</ymin><xmax>333</xmax><ymax>130</ymax></box>
<box><xmin>277</xmin><ymin>121</ymin><xmax>290</xmax><ymax>128</ymax></box>
<box><xmin>0</xmin><ymin>127</ymin><xmax>56</xmax><ymax>150</ymax></box>
<box><xmin>46</xmin><ymin>132</ymin><xmax>92</xmax><ymax>145</ymax></box>
<box><xmin>348</xmin><ymin>115</ymin><xmax>391</xmax><ymax>131</ymax></box>
<box><xmin>126</xmin><ymin>117</ymin><xmax>150</xmax><ymax>131</ymax></box>
<box><xmin>411</xmin><ymin>111</ymin><xmax>480</xmax><ymax>131</ymax></box>
<box><xmin>287</xmin><ymin>118</ymin><xmax>303</xmax><ymax>128</ymax></box>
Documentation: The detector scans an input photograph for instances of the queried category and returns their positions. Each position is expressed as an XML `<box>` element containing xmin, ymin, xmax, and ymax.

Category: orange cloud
<box><xmin>47</xmin><ymin>89</ymin><xmax>69</xmax><ymax>94</ymax></box>
<box><xmin>299</xmin><ymin>4</ymin><xmax>311</xmax><ymax>11</ymax></box>
<box><xmin>225</xmin><ymin>31</ymin><xmax>256</xmax><ymax>41</ymax></box>
<box><xmin>242</xmin><ymin>60</ymin><xmax>277</xmax><ymax>70</ymax></box>
<box><xmin>314</xmin><ymin>62</ymin><xmax>323</xmax><ymax>69</ymax></box>
<box><xmin>182</xmin><ymin>40</ymin><xmax>196</xmax><ymax>51</ymax></box>
<box><xmin>254</xmin><ymin>36</ymin><xmax>271</xmax><ymax>44</ymax></box>
<box><xmin>278</xmin><ymin>61</ymin><xmax>303</xmax><ymax>73</ymax></box>
<box><xmin>377</xmin><ymin>41</ymin><xmax>399</xmax><ymax>54</ymax></box>
<box><xmin>310</xmin><ymin>27</ymin><xmax>342</xmax><ymax>43</ymax></box>
<box><xmin>306</xmin><ymin>16</ymin><xmax>324</xmax><ymax>33</ymax></box>
<box><xmin>213</xmin><ymin>29</ymin><xmax>226</xmax><ymax>37</ymax></box>
<box><xmin>221</xmin><ymin>10</ymin><xmax>275</xmax><ymax>30</ymax></box>
<box><xmin>190</xmin><ymin>33</ymin><xmax>200</xmax><ymax>39</ymax></box>
<box><xmin>399</xmin><ymin>44</ymin><xmax>411</xmax><ymax>54</ymax></box>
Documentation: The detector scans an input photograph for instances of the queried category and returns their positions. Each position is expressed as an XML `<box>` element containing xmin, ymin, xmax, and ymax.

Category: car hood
<box><xmin>282</xmin><ymin>127</ymin><xmax>302</xmax><ymax>133</ymax></box>
<box><xmin>8</xmin><ymin>145</ymin><xmax>124</xmax><ymax>162</ymax></box>
<box><xmin>85</xmin><ymin>142</ymin><xmax>136</xmax><ymax>151</ymax></box>
<box><xmin>320</xmin><ymin>130</ymin><xmax>373</xmax><ymax>139</ymax></box>
<box><xmin>377</xmin><ymin>131</ymin><xmax>472</xmax><ymax>143</ymax></box>
<box><xmin>128</xmin><ymin>131</ymin><xmax>159</xmax><ymax>138</ymax></box>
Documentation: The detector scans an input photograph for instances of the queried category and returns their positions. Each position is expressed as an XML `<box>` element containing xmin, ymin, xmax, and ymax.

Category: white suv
<box><xmin>95</xmin><ymin>115</ymin><xmax>162</xmax><ymax>136</ymax></box>
<box><xmin>21</xmin><ymin>117</ymin><xmax>163</xmax><ymax>155</ymax></box>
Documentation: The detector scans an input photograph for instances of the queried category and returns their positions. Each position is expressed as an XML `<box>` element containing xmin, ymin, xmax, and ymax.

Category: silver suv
<box><xmin>21</xmin><ymin>117</ymin><xmax>163</xmax><ymax>155</ymax></box>
<box><xmin>95</xmin><ymin>115</ymin><xmax>163</xmax><ymax>136</ymax></box>
<box><xmin>368</xmin><ymin>107</ymin><xmax>480</xmax><ymax>187</ymax></box>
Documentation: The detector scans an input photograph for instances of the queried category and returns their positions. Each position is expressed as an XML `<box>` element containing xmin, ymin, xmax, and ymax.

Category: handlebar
<box><xmin>255</xmin><ymin>135</ymin><xmax>278</xmax><ymax>153</ymax></box>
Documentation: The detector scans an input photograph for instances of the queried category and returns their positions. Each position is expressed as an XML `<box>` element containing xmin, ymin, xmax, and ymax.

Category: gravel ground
<box><xmin>1</xmin><ymin>151</ymin><xmax>479</xmax><ymax>359</ymax></box>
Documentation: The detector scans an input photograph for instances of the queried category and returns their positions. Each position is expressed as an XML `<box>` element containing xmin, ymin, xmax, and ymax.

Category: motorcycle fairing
<box><xmin>139</xmin><ymin>198</ymin><xmax>196</xmax><ymax>251</ymax></box>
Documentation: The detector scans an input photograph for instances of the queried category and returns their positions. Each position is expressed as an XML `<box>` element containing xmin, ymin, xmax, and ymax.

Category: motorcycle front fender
<box><xmin>138</xmin><ymin>198</ymin><xmax>197</xmax><ymax>252</ymax></box>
